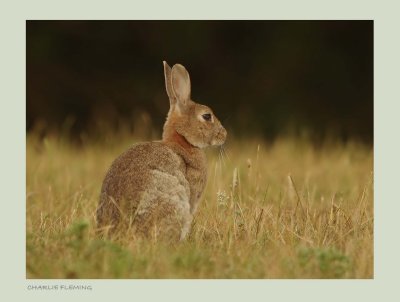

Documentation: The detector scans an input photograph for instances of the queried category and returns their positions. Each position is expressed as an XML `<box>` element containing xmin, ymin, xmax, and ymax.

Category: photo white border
<box><xmin>1</xmin><ymin>0</ymin><xmax>399</xmax><ymax>301</ymax></box>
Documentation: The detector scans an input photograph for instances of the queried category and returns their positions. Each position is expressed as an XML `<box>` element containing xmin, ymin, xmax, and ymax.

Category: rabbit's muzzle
<box><xmin>211</xmin><ymin>126</ymin><xmax>227</xmax><ymax>146</ymax></box>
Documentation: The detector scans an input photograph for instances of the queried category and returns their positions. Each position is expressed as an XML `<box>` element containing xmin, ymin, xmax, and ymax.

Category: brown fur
<box><xmin>96</xmin><ymin>62</ymin><xmax>226</xmax><ymax>241</ymax></box>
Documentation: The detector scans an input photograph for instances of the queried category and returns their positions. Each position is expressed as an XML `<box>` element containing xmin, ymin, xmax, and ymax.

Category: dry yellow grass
<box><xmin>26</xmin><ymin>132</ymin><xmax>373</xmax><ymax>278</ymax></box>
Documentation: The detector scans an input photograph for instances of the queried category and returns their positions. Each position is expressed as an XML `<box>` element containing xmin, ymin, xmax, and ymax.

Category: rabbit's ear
<box><xmin>163</xmin><ymin>61</ymin><xmax>176</xmax><ymax>106</ymax></box>
<box><xmin>171</xmin><ymin>64</ymin><xmax>191</xmax><ymax>107</ymax></box>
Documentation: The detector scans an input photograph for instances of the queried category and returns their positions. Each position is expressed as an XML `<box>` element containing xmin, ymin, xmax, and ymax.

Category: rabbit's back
<box><xmin>97</xmin><ymin>142</ymin><xmax>191</xmax><ymax>239</ymax></box>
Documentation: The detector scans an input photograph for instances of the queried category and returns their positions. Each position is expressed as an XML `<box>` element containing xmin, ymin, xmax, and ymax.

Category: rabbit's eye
<box><xmin>202</xmin><ymin>113</ymin><xmax>212</xmax><ymax>121</ymax></box>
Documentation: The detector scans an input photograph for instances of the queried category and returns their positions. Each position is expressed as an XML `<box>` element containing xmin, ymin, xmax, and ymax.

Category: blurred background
<box><xmin>26</xmin><ymin>20</ymin><xmax>373</xmax><ymax>144</ymax></box>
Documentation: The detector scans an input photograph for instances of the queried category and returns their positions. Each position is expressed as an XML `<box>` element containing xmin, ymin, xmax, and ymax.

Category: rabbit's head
<box><xmin>162</xmin><ymin>61</ymin><xmax>227</xmax><ymax>149</ymax></box>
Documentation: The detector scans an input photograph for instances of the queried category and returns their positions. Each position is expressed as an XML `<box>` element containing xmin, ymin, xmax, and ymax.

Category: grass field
<box><xmin>26</xmin><ymin>132</ymin><xmax>373</xmax><ymax>278</ymax></box>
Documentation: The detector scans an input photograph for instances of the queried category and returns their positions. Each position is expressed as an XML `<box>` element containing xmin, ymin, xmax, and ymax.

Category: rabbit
<box><xmin>96</xmin><ymin>61</ymin><xmax>227</xmax><ymax>241</ymax></box>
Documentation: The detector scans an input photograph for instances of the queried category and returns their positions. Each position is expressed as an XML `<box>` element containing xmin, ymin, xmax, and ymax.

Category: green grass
<box><xmin>26</xmin><ymin>132</ymin><xmax>373</xmax><ymax>278</ymax></box>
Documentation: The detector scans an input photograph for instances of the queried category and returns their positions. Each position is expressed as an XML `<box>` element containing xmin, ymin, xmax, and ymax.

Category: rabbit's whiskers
<box><xmin>219</xmin><ymin>146</ymin><xmax>227</xmax><ymax>168</ymax></box>
<box><xmin>221</xmin><ymin>145</ymin><xmax>231</xmax><ymax>163</ymax></box>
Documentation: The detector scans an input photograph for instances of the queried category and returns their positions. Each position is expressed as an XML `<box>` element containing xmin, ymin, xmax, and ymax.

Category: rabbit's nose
<box><xmin>221</xmin><ymin>128</ymin><xmax>227</xmax><ymax>139</ymax></box>
<box><xmin>217</xmin><ymin>126</ymin><xmax>227</xmax><ymax>142</ymax></box>
<box><xmin>222</xmin><ymin>127</ymin><xmax>227</xmax><ymax>137</ymax></box>
<box><xmin>211</xmin><ymin>127</ymin><xmax>227</xmax><ymax>146</ymax></box>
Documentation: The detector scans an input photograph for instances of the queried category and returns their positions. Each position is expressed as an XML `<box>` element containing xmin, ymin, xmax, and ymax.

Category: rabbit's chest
<box><xmin>186</xmin><ymin>162</ymin><xmax>207</xmax><ymax>214</ymax></box>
